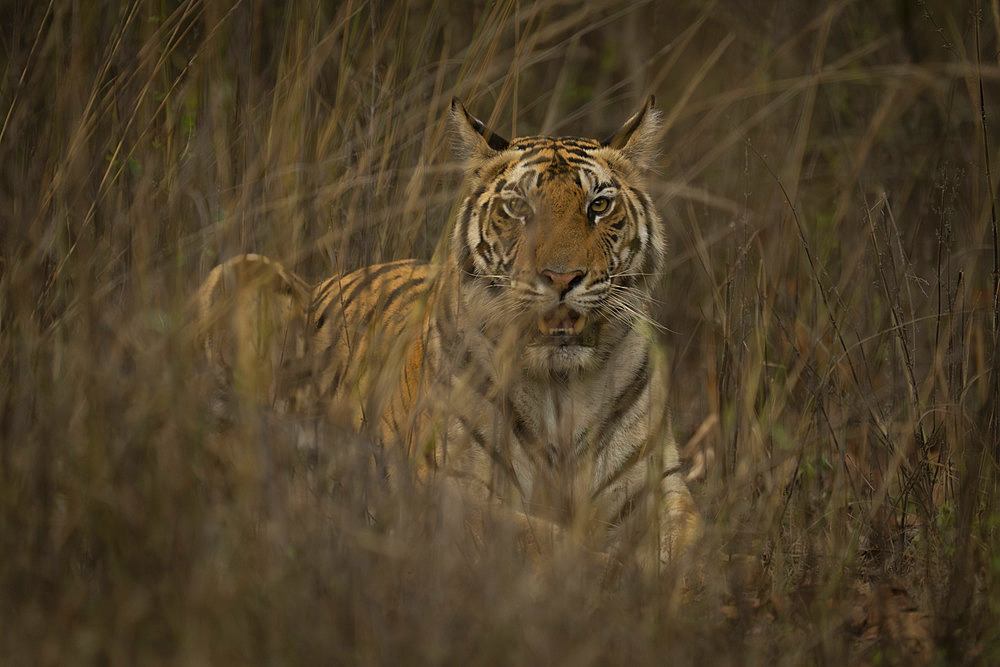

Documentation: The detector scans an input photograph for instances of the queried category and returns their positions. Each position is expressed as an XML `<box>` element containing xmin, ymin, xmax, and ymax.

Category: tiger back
<box><xmin>197</xmin><ymin>98</ymin><xmax>700</xmax><ymax>567</ymax></box>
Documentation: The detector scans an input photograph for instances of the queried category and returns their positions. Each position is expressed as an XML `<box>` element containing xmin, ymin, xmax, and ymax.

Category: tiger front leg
<box><xmin>658</xmin><ymin>471</ymin><xmax>701</xmax><ymax>566</ymax></box>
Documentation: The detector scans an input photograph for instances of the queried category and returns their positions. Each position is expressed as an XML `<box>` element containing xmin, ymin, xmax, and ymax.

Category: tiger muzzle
<box><xmin>536</xmin><ymin>304</ymin><xmax>598</xmax><ymax>346</ymax></box>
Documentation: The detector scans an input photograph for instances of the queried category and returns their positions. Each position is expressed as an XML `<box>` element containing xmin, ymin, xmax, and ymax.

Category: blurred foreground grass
<box><xmin>2</xmin><ymin>0</ymin><xmax>999</xmax><ymax>663</ymax></box>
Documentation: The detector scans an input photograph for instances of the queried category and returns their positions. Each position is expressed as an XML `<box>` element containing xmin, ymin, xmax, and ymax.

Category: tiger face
<box><xmin>449</xmin><ymin>99</ymin><xmax>665</xmax><ymax>375</ymax></box>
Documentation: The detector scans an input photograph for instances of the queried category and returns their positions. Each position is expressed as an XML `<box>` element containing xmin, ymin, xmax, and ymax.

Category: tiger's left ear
<box><xmin>602</xmin><ymin>96</ymin><xmax>661</xmax><ymax>170</ymax></box>
<box><xmin>449</xmin><ymin>98</ymin><xmax>510</xmax><ymax>162</ymax></box>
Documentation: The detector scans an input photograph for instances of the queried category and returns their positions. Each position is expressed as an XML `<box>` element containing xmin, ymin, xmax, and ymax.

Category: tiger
<box><xmin>197</xmin><ymin>97</ymin><xmax>700</xmax><ymax>568</ymax></box>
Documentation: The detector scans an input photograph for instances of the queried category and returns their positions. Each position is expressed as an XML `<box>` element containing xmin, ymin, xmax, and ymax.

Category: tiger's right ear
<box><xmin>602</xmin><ymin>96</ymin><xmax>661</xmax><ymax>171</ymax></box>
<box><xmin>449</xmin><ymin>98</ymin><xmax>509</xmax><ymax>161</ymax></box>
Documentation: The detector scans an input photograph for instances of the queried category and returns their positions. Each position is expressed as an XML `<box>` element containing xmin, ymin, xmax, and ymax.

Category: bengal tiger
<box><xmin>197</xmin><ymin>97</ymin><xmax>700</xmax><ymax>568</ymax></box>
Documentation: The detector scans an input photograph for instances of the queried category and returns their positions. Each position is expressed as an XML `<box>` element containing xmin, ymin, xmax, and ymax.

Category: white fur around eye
<box><xmin>503</xmin><ymin>196</ymin><xmax>531</xmax><ymax>219</ymax></box>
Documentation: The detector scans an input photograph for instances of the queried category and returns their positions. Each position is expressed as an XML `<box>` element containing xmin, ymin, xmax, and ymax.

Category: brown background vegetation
<box><xmin>1</xmin><ymin>0</ymin><xmax>998</xmax><ymax>663</ymax></box>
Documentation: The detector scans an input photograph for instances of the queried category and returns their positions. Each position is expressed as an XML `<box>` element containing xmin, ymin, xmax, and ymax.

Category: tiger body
<box><xmin>198</xmin><ymin>98</ymin><xmax>699</xmax><ymax>566</ymax></box>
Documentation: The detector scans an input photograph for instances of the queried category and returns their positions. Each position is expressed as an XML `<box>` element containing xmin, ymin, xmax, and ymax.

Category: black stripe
<box><xmin>611</xmin><ymin>487</ymin><xmax>646</xmax><ymax>526</ymax></box>
<box><xmin>623</xmin><ymin>196</ymin><xmax>641</xmax><ymax>230</ymax></box>
<box><xmin>378</xmin><ymin>276</ymin><xmax>425</xmax><ymax>317</ymax></box>
<box><xmin>461</xmin><ymin>253</ymin><xmax>478</xmax><ymax>282</ymax></box>
<box><xmin>454</xmin><ymin>348</ymin><xmax>495</xmax><ymax>402</ymax></box>
<box><xmin>638</xmin><ymin>192</ymin><xmax>654</xmax><ymax>216</ymax></box>
<box><xmin>590</xmin><ymin>358</ymin><xmax>651</xmax><ymax>492</ymax></box>
<box><xmin>475</xmin><ymin>240</ymin><xmax>490</xmax><ymax>263</ymax></box>
<box><xmin>349</xmin><ymin>273</ymin><xmax>426</xmax><ymax>339</ymax></box>
<box><xmin>313</xmin><ymin>279</ymin><xmax>338</xmax><ymax>312</ymax></box>
<box><xmin>538</xmin><ymin>169</ymin><xmax>560</xmax><ymax>184</ymax></box>
<box><xmin>592</xmin><ymin>442</ymin><xmax>646</xmax><ymax>501</ymax></box>
<box><xmin>517</xmin><ymin>147</ymin><xmax>547</xmax><ymax>160</ymax></box>
<box><xmin>342</xmin><ymin>262</ymin><xmax>410</xmax><ymax>307</ymax></box>
<box><xmin>558</xmin><ymin>156</ymin><xmax>594</xmax><ymax>168</ymax></box>
<box><xmin>456</xmin><ymin>202</ymin><xmax>474</xmax><ymax>237</ymax></box>
<box><xmin>609</xmin><ymin>211</ymin><xmax>627</xmax><ymax>232</ymax></box>
<box><xmin>313</xmin><ymin>277</ymin><xmax>355</xmax><ymax>332</ymax></box>
<box><xmin>562</xmin><ymin>146</ymin><xmax>594</xmax><ymax>160</ymax></box>
<box><xmin>314</xmin><ymin>296</ymin><xmax>348</xmax><ymax>337</ymax></box>
<box><xmin>495</xmin><ymin>207</ymin><xmax>515</xmax><ymax>222</ymax></box>
<box><xmin>458</xmin><ymin>416</ymin><xmax>525</xmax><ymax>495</ymax></box>
<box><xmin>514</xmin><ymin>139</ymin><xmax>548</xmax><ymax>150</ymax></box>
<box><xmin>455</xmin><ymin>205</ymin><xmax>475</xmax><ymax>272</ymax></box>
<box><xmin>613</xmin><ymin>461</ymin><xmax>685</xmax><ymax>525</ymax></box>
<box><xmin>315</xmin><ymin>261</ymin><xmax>421</xmax><ymax>346</ymax></box>
<box><xmin>628</xmin><ymin>233</ymin><xmax>642</xmax><ymax>261</ymax></box>
<box><xmin>520</xmin><ymin>156</ymin><xmax>555</xmax><ymax>168</ymax></box>
<box><xmin>314</xmin><ymin>272</ymin><xmax>359</xmax><ymax>312</ymax></box>
<box><xmin>558</xmin><ymin>137</ymin><xmax>599</xmax><ymax>148</ymax></box>
<box><xmin>500</xmin><ymin>395</ymin><xmax>536</xmax><ymax>445</ymax></box>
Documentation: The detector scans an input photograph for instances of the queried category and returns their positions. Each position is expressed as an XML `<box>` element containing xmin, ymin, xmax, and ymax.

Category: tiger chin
<box><xmin>196</xmin><ymin>97</ymin><xmax>701</xmax><ymax>570</ymax></box>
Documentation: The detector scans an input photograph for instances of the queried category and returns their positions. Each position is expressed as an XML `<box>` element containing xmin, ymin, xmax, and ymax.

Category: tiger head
<box><xmin>448</xmin><ymin>98</ymin><xmax>665</xmax><ymax>376</ymax></box>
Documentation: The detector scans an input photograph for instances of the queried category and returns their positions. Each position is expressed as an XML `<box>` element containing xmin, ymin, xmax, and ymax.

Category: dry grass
<box><xmin>2</xmin><ymin>0</ymin><xmax>999</xmax><ymax>664</ymax></box>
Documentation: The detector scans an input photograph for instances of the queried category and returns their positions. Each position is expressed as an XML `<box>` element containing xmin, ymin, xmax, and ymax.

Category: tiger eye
<box><xmin>589</xmin><ymin>197</ymin><xmax>610</xmax><ymax>215</ymax></box>
<box><xmin>504</xmin><ymin>197</ymin><xmax>531</xmax><ymax>218</ymax></box>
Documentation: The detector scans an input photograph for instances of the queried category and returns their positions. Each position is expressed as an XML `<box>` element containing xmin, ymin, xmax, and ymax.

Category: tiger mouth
<box><xmin>536</xmin><ymin>305</ymin><xmax>598</xmax><ymax>346</ymax></box>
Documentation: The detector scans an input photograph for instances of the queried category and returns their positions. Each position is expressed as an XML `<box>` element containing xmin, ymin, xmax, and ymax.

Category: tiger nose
<box><xmin>540</xmin><ymin>268</ymin><xmax>585</xmax><ymax>294</ymax></box>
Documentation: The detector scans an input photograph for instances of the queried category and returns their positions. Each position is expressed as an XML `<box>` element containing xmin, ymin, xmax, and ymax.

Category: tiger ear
<box><xmin>449</xmin><ymin>98</ymin><xmax>509</xmax><ymax>162</ymax></box>
<box><xmin>602</xmin><ymin>96</ymin><xmax>661</xmax><ymax>170</ymax></box>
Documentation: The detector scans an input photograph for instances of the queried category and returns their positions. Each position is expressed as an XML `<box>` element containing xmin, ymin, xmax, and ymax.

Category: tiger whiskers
<box><xmin>598</xmin><ymin>292</ymin><xmax>673</xmax><ymax>334</ymax></box>
<box><xmin>607</xmin><ymin>270</ymin><xmax>666</xmax><ymax>280</ymax></box>
<box><xmin>607</xmin><ymin>282</ymin><xmax>667</xmax><ymax>308</ymax></box>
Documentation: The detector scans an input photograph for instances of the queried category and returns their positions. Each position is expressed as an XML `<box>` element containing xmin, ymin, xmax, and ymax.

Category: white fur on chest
<box><xmin>506</xmin><ymin>332</ymin><xmax>651</xmax><ymax>497</ymax></box>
